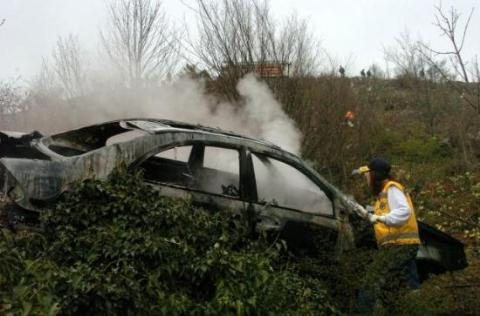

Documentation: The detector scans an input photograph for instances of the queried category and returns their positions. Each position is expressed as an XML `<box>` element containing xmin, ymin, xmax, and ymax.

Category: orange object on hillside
<box><xmin>345</xmin><ymin>111</ymin><xmax>355</xmax><ymax>121</ymax></box>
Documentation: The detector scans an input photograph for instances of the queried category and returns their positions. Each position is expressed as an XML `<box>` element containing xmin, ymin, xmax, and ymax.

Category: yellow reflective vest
<box><xmin>373</xmin><ymin>181</ymin><xmax>420</xmax><ymax>246</ymax></box>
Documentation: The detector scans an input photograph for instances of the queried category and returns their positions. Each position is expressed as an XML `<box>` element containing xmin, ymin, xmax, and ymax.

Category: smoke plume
<box><xmin>3</xmin><ymin>74</ymin><xmax>302</xmax><ymax>155</ymax></box>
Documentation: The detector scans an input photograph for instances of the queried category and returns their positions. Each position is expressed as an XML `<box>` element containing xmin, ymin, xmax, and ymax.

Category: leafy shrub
<box><xmin>0</xmin><ymin>168</ymin><xmax>338</xmax><ymax>315</ymax></box>
<box><xmin>2</xmin><ymin>167</ymin><xmax>478</xmax><ymax>315</ymax></box>
<box><xmin>396</xmin><ymin>137</ymin><xmax>452</xmax><ymax>162</ymax></box>
<box><xmin>415</xmin><ymin>172</ymin><xmax>480</xmax><ymax>236</ymax></box>
<box><xmin>373</xmin><ymin>130</ymin><xmax>451</xmax><ymax>164</ymax></box>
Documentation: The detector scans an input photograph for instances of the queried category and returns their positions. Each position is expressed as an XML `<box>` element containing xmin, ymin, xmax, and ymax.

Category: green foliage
<box><xmin>395</xmin><ymin>137</ymin><xmax>451</xmax><ymax>162</ymax></box>
<box><xmin>395</xmin><ymin>285</ymin><xmax>458</xmax><ymax>315</ymax></box>
<box><xmin>0</xmin><ymin>169</ymin><xmax>338</xmax><ymax>315</ymax></box>
<box><xmin>415</xmin><ymin>172</ymin><xmax>480</xmax><ymax>237</ymax></box>
<box><xmin>372</xmin><ymin>129</ymin><xmax>451</xmax><ymax>164</ymax></box>
<box><xmin>394</xmin><ymin>266</ymin><xmax>480</xmax><ymax>316</ymax></box>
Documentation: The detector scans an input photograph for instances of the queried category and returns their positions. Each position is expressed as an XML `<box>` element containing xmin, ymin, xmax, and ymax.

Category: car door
<box><xmin>248</xmin><ymin>151</ymin><xmax>339</xmax><ymax>255</ymax></box>
<box><xmin>136</xmin><ymin>142</ymin><xmax>252</xmax><ymax>215</ymax></box>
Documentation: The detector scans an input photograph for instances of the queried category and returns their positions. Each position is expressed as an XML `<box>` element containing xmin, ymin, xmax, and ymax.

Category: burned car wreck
<box><xmin>0</xmin><ymin>118</ymin><xmax>468</xmax><ymax>280</ymax></box>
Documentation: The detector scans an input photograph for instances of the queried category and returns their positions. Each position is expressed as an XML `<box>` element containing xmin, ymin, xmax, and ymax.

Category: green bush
<box><xmin>373</xmin><ymin>130</ymin><xmax>451</xmax><ymax>164</ymax></box>
<box><xmin>0</xmin><ymin>169</ymin><xmax>338</xmax><ymax>315</ymax></box>
<box><xmin>396</xmin><ymin>137</ymin><xmax>451</xmax><ymax>162</ymax></box>
<box><xmin>2</xmin><ymin>167</ymin><xmax>478</xmax><ymax>315</ymax></box>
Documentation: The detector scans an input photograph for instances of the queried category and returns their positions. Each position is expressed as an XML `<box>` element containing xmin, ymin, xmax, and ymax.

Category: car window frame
<box><xmin>131</xmin><ymin>139</ymin><xmax>252</xmax><ymax>202</ymax></box>
<box><xmin>247</xmin><ymin>150</ymin><xmax>336</xmax><ymax>218</ymax></box>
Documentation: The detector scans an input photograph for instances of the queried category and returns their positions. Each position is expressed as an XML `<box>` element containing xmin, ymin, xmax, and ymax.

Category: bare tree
<box><xmin>319</xmin><ymin>50</ymin><xmax>354</xmax><ymax>77</ymax></box>
<box><xmin>0</xmin><ymin>79</ymin><xmax>30</xmax><ymax>129</ymax></box>
<box><xmin>384</xmin><ymin>30</ymin><xmax>427</xmax><ymax>79</ymax></box>
<box><xmin>100</xmin><ymin>0</ymin><xmax>179</xmax><ymax>87</ymax></box>
<box><xmin>471</xmin><ymin>57</ymin><xmax>480</xmax><ymax>112</ymax></box>
<box><xmin>428</xmin><ymin>4</ymin><xmax>474</xmax><ymax>83</ymax></box>
<box><xmin>29</xmin><ymin>58</ymin><xmax>63</xmax><ymax>101</ymax></box>
<box><xmin>190</xmin><ymin>0</ymin><xmax>271</xmax><ymax>74</ymax></box>
<box><xmin>188</xmin><ymin>0</ymin><xmax>320</xmax><ymax>97</ymax></box>
<box><xmin>0</xmin><ymin>81</ymin><xmax>23</xmax><ymax>115</ymax></box>
<box><xmin>51</xmin><ymin>35</ymin><xmax>88</xmax><ymax>99</ymax></box>
<box><xmin>368</xmin><ymin>64</ymin><xmax>385</xmax><ymax>79</ymax></box>
<box><xmin>413</xmin><ymin>4</ymin><xmax>479</xmax><ymax>165</ymax></box>
<box><xmin>276</xmin><ymin>13</ymin><xmax>319</xmax><ymax>76</ymax></box>
<box><xmin>417</xmin><ymin>4</ymin><xmax>478</xmax><ymax>113</ymax></box>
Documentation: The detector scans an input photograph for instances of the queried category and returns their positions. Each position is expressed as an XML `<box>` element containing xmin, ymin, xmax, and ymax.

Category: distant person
<box><xmin>344</xmin><ymin>111</ymin><xmax>355</xmax><ymax>127</ymax></box>
<box><xmin>360</xmin><ymin>69</ymin><xmax>366</xmax><ymax>78</ymax></box>
<box><xmin>353</xmin><ymin>158</ymin><xmax>420</xmax><ymax>313</ymax></box>
<box><xmin>419</xmin><ymin>68</ymin><xmax>425</xmax><ymax>78</ymax></box>
<box><xmin>339</xmin><ymin>66</ymin><xmax>345</xmax><ymax>77</ymax></box>
<box><xmin>367</xmin><ymin>70</ymin><xmax>372</xmax><ymax>78</ymax></box>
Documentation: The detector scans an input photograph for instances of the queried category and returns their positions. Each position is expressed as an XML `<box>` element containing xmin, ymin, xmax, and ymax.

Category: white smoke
<box><xmin>4</xmin><ymin>73</ymin><xmax>326</xmax><ymax>212</ymax></box>
<box><xmin>237</xmin><ymin>74</ymin><xmax>301</xmax><ymax>155</ymax></box>
<box><xmin>5</xmin><ymin>74</ymin><xmax>302</xmax><ymax>155</ymax></box>
<box><xmin>141</xmin><ymin>73</ymin><xmax>302</xmax><ymax>154</ymax></box>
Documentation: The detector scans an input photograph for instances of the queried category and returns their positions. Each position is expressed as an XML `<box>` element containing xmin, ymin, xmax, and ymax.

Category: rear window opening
<box><xmin>139</xmin><ymin>145</ymin><xmax>240</xmax><ymax>198</ymax></box>
<box><xmin>42</xmin><ymin>121</ymin><xmax>151</xmax><ymax>157</ymax></box>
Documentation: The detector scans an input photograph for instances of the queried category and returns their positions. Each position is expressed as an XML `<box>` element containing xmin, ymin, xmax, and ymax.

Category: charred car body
<box><xmin>0</xmin><ymin>119</ymin><xmax>467</xmax><ymax>280</ymax></box>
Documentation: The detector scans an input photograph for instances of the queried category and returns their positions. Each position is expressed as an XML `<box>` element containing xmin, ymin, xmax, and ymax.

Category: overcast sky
<box><xmin>0</xmin><ymin>0</ymin><xmax>479</xmax><ymax>82</ymax></box>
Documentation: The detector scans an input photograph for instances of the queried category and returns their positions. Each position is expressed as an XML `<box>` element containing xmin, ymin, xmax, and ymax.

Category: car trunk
<box><xmin>417</xmin><ymin>221</ymin><xmax>468</xmax><ymax>280</ymax></box>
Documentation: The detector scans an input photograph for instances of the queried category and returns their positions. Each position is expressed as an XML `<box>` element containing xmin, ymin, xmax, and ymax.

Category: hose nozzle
<box><xmin>351</xmin><ymin>166</ymin><xmax>370</xmax><ymax>176</ymax></box>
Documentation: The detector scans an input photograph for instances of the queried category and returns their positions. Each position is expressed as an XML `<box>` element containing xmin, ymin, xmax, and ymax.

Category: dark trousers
<box><xmin>356</xmin><ymin>244</ymin><xmax>420</xmax><ymax>314</ymax></box>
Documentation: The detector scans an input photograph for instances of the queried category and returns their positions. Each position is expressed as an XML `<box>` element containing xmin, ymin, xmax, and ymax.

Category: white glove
<box><xmin>354</xmin><ymin>204</ymin><xmax>369</xmax><ymax>218</ymax></box>
<box><xmin>368</xmin><ymin>214</ymin><xmax>382</xmax><ymax>223</ymax></box>
<box><xmin>366</xmin><ymin>205</ymin><xmax>374</xmax><ymax>214</ymax></box>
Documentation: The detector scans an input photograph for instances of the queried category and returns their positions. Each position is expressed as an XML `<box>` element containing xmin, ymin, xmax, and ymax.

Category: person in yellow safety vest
<box><xmin>355</xmin><ymin>157</ymin><xmax>421</xmax><ymax>314</ymax></box>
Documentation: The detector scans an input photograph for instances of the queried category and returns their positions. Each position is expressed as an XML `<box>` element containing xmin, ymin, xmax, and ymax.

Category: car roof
<box><xmin>51</xmin><ymin>118</ymin><xmax>283</xmax><ymax>150</ymax></box>
<box><xmin>128</xmin><ymin>118</ymin><xmax>281</xmax><ymax>147</ymax></box>
<box><xmin>37</xmin><ymin>118</ymin><xmax>302</xmax><ymax>163</ymax></box>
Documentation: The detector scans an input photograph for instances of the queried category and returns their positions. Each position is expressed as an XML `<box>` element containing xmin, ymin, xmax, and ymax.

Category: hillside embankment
<box><xmin>1</xmin><ymin>74</ymin><xmax>480</xmax><ymax>314</ymax></box>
